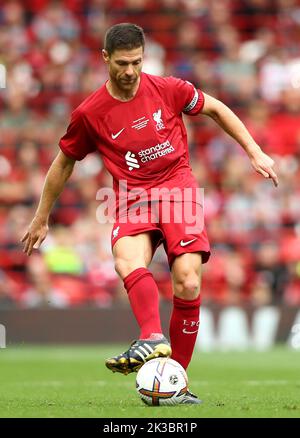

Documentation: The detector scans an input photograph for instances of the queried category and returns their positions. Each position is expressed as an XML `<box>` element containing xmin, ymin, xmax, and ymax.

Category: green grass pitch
<box><xmin>0</xmin><ymin>345</ymin><xmax>299</xmax><ymax>418</ymax></box>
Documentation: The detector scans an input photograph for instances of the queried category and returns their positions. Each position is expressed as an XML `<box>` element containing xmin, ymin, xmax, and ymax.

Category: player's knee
<box><xmin>174</xmin><ymin>274</ymin><xmax>200</xmax><ymax>300</ymax></box>
<box><xmin>114</xmin><ymin>258</ymin><xmax>131</xmax><ymax>279</ymax></box>
<box><xmin>114</xmin><ymin>257</ymin><xmax>144</xmax><ymax>280</ymax></box>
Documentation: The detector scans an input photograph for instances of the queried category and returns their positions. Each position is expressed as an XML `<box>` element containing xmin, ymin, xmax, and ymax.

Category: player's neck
<box><xmin>106</xmin><ymin>77</ymin><xmax>141</xmax><ymax>102</ymax></box>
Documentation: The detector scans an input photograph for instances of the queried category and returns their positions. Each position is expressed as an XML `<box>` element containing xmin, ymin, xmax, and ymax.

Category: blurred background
<box><xmin>0</xmin><ymin>0</ymin><xmax>300</xmax><ymax>349</ymax></box>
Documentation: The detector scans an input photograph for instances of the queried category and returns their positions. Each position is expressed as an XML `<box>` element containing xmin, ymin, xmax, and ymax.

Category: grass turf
<box><xmin>0</xmin><ymin>345</ymin><xmax>299</xmax><ymax>418</ymax></box>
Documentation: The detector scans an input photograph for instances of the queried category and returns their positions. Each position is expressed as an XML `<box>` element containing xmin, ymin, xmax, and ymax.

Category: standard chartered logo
<box><xmin>125</xmin><ymin>151</ymin><xmax>140</xmax><ymax>171</ymax></box>
<box><xmin>138</xmin><ymin>140</ymin><xmax>175</xmax><ymax>163</ymax></box>
<box><xmin>125</xmin><ymin>141</ymin><xmax>175</xmax><ymax>170</ymax></box>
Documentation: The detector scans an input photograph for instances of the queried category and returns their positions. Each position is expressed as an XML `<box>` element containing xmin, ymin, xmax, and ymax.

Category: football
<box><xmin>136</xmin><ymin>358</ymin><xmax>188</xmax><ymax>406</ymax></box>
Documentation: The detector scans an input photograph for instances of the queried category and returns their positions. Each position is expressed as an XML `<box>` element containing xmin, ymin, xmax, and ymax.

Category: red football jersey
<box><xmin>59</xmin><ymin>72</ymin><xmax>205</xmax><ymax>215</ymax></box>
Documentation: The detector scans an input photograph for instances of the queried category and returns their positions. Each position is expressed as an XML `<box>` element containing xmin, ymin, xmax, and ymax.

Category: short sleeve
<box><xmin>166</xmin><ymin>77</ymin><xmax>205</xmax><ymax>116</ymax></box>
<box><xmin>59</xmin><ymin>109</ymin><xmax>96</xmax><ymax>161</ymax></box>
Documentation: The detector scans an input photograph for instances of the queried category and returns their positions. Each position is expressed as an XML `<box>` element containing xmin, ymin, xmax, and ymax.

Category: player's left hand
<box><xmin>250</xmin><ymin>150</ymin><xmax>279</xmax><ymax>187</ymax></box>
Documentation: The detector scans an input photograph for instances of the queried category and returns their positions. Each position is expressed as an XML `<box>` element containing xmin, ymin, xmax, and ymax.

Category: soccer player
<box><xmin>21</xmin><ymin>23</ymin><xmax>278</xmax><ymax>404</ymax></box>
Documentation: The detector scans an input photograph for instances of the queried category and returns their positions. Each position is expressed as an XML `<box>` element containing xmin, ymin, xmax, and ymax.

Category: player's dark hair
<box><xmin>104</xmin><ymin>23</ymin><xmax>145</xmax><ymax>56</ymax></box>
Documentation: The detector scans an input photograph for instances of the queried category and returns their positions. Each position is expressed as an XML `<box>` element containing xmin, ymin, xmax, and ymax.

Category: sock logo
<box><xmin>182</xmin><ymin>320</ymin><xmax>199</xmax><ymax>334</ymax></box>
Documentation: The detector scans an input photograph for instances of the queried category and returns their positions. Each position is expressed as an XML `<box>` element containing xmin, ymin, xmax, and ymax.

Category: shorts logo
<box><xmin>112</xmin><ymin>226</ymin><xmax>120</xmax><ymax>239</ymax></box>
<box><xmin>153</xmin><ymin>109</ymin><xmax>165</xmax><ymax>131</ymax></box>
<box><xmin>180</xmin><ymin>238</ymin><xmax>197</xmax><ymax>247</ymax></box>
<box><xmin>125</xmin><ymin>151</ymin><xmax>140</xmax><ymax>171</ymax></box>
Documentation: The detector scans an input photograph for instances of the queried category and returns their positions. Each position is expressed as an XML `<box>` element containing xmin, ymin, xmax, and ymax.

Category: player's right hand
<box><xmin>250</xmin><ymin>149</ymin><xmax>279</xmax><ymax>187</ymax></box>
<box><xmin>20</xmin><ymin>217</ymin><xmax>49</xmax><ymax>256</ymax></box>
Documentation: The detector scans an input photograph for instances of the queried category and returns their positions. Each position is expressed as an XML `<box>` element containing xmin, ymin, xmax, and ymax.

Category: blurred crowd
<box><xmin>1</xmin><ymin>0</ymin><xmax>300</xmax><ymax>309</ymax></box>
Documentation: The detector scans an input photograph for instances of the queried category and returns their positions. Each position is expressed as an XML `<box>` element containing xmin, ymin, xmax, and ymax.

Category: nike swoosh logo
<box><xmin>111</xmin><ymin>128</ymin><xmax>125</xmax><ymax>140</ymax></box>
<box><xmin>180</xmin><ymin>238</ymin><xmax>197</xmax><ymax>247</ymax></box>
<box><xmin>183</xmin><ymin>328</ymin><xmax>199</xmax><ymax>334</ymax></box>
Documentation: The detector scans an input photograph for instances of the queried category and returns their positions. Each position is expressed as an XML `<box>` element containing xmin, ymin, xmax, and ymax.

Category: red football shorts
<box><xmin>111</xmin><ymin>200</ymin><xmax>210</xmax><ymax>267</ymax></box>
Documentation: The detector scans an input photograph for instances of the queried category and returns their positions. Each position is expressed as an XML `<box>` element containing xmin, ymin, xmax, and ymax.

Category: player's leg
<box><xmin>168</xmin><ymin>252</ymin><xmax>203</xmax><ymax>405</ymax></box>
<box><xmin>170</xmin><ymin>252</ymin><xmax>202</xmax><ymax>370</ymax></box>
<box><xmin>113</xmin><ymin>232</ymin><xmax>162</xmax><ymax>340</ymax></box>
<box><xmin>105</xmin><ymin>231</ymin><xmax>171</xmax><ymax>374</ymax></box>
<box><xmin>158</xmin><ymin>199</ymin><xmax>209</xmax><ymax>370</ymax></box>
<box><xmin>157</xmin><ymin>199</ymin><xmax>209</xmax><ymax>403</ymax></box>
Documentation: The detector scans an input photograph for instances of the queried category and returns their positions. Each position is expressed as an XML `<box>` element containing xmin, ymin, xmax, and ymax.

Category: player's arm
<box><xmin>21</xmin><ymin>150</ymin><xmax>76</xmax><ymax>256</ymax></box>
<box><xmin>201</xmin><ymin>93</ymin><xmax>278</xmax><ymax>187</ymax></box>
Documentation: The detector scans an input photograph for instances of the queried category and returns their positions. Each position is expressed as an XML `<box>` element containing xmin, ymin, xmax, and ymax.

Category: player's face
<box><xmin>103</xmin><ymin>47</ymin><xmax>143</xmax><ymax>92</ymax></box>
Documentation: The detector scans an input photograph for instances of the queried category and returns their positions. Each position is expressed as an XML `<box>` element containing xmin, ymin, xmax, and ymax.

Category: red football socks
<box><xmin>124</xmin><ymin>267</ymin><xmax>162</xmax><ymax>340</ymax></box>
<box><xmin>169</xmin><ymin>294</ymin><xmax>201</xmax><ymax>369</ymax></box>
